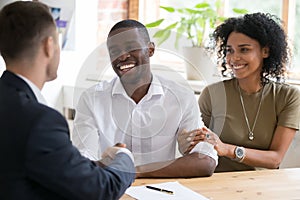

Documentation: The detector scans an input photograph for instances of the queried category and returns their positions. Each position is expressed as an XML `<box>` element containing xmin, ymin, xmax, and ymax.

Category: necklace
<box><xmin>238</xmin><ymin>85</ymin><xmax>264</xmax><ymax>141</ymax></box>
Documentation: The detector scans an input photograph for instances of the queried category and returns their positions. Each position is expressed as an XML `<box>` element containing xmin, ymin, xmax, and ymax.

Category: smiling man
<box><xmin>72</xmin><ymin>19</ymin><xmax>218</xmax><ymax>178</ymax></box>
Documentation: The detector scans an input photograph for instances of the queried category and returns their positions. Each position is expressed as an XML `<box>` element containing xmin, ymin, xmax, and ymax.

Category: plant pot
<box><xmin>182</xmin><ymin>47</ymin><xmax>219</xmax><ymax>83</ymax></box>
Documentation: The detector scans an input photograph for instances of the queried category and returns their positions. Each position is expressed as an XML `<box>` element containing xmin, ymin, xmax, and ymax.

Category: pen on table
<box><xmin>145</xmin><ymin>185</ymin><xmax>174</xmax><ymax>195</ymax></box>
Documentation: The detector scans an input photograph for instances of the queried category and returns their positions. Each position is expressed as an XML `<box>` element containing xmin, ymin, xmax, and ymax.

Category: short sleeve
<box><xmin>198</xmin><ymin>86</ymin><xmax>212</xmax><ymax>128</ymax></box>
<box><xmin>277</xmin><ymin>86</ymin><xmax>300</xmax><ymax>130</ymax></box>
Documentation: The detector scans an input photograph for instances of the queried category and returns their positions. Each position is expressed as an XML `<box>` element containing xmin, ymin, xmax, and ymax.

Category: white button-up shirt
<box><xmin>72</xmin><ymin>75</ymin><xmax>216</xmax><ymax>165</ymax></box>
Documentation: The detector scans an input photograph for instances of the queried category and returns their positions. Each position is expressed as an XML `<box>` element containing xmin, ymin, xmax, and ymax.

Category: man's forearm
<box><xmin>136</xmin><ymin>153</ymin><xmax>216</xmax><ymax>178</ymax></box>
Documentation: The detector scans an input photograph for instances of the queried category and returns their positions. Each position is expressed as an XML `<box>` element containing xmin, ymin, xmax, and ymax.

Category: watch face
<box><xmin>236</xmin><ymin>147</ymin><xmax>244</xmax><ymax>158</ymax></box>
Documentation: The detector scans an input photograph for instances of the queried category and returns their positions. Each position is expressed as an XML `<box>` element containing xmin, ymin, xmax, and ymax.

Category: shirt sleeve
<box><xmin>116</xmin><ymin>148</ymin><xmax>134</xmax><ymax>162</ymax></box>
<box><xmin>190</xmin><ymin>142</ymin><xmax>218</xmax><ymax>166</ymax></box>
<box><xmin>277</xmin><ymin>86</ymin><xmax>300</xmax><ymax>130</ymax></box>
<box><xmin>177</xmin><ymin>90</ymin><xmax>204</xmax><ymax>135</ymax></box>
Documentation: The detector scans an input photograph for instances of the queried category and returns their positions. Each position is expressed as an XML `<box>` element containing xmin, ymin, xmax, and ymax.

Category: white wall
<box><xmin>41</xmin><ymin>0</ymin><xmax>98</xmax><ymax>112</ymax></box>
<box><xmin>0</xmin><ymin>0</ymin><xmax>12</xmax><ymax>9</ymax></box>
<box><xmin>0</xmin><ymin>0</ymin><xmax>99</xmax><ymax>113</ymax></box>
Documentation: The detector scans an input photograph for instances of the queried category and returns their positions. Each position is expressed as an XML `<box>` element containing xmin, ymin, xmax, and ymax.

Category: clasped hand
<box><xmin>178</xmin><ymin>127</ymin><xmax>224</xmax><ymax>156</ymax></box>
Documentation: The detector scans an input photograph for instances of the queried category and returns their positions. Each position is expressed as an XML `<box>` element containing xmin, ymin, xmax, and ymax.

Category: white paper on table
<box><xmin>125</xmin><ymin>181</ymin><xmax>209</xmax><ymax>200</ymax></box>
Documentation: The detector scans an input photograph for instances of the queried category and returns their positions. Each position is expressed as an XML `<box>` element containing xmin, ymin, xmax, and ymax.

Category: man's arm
<box><xmin>26</xmin><ymin>108</ymin><xmax>135</xmax><ymax>200</ymax></box>
<box><xmin>136</xmin><ymin>152</ymin><xmax>216</xmax><ymax>178</ymax></box>
<box><xmin>136</xmin><ymin>87</ymin><xmax>217</xmax><ymax>178</ymax></box>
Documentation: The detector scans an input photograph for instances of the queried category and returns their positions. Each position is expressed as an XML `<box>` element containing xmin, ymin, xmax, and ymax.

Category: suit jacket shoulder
<box><xmin>0</xmin><ymin>71</ymin><xmax>135</xmax><ymax>200</ymax></box>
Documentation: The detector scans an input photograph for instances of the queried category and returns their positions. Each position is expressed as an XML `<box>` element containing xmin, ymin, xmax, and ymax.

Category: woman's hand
<box><xmin>201</xmin><ymin>127</ymin><xmax>228</xmax><ymax>156</ymax></box>
<box><xmin>177</xmin><ymin>128</ymin><xmax>207</xmax><ymax>155</ymax></box>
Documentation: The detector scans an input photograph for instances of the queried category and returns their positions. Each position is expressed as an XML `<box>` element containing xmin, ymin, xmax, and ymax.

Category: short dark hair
<box><xmin>108</xmin><ymin>19</ymin><xmax>150</xmax><ymax>42</ymax></box>
<box><xmin>0</xmin><ymin>1</ymin><xmax>56</xmax><ymax>64</ymax></box>
<box><xmin>213</xmin><ymin>12</ymin><xmax>289</xmax><ymax>83</ymax></box>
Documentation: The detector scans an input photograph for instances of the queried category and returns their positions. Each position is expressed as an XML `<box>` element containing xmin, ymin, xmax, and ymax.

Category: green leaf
<box><xmin>196</xmin><ymin>30</ymin><xmax>203</xmax><ymax>47</ymax></box>
<box><xmin>195</xmin><ymin>17</ymin><xmax>205</xmax><ymax>30</ymax></box>
<box><xmin>217</xmin><ymin>16</ymin><xmax>227</xmax><ymax>22</ymax></box>
<box><xmin>177</xmin><ymin>8</ymin><xmax>189</xmax><ymax>15</ymax></box>
<box><xmin>145</xmin><ymin>19</ymin><xmax>164</xmax><ymax>28</ymax></box>
<box><xmin>175</xmin><ymin>24</ymin><xmax>187</xmax><ymax>48</ymax></box>
<box><xmin>156</xmin><ymin>30</ymin><xmax>171</xmax><ymax>46</ymax></box>
<box><xmin>165</xmin><ymin>22</ymin><xmax>178</xmax><ymax>30</ymax></box>
<box><xmin>185</xmin><ymin>8</ymin><xmax>200</xmax><ymax>15</ymax></box>
<box><xmin>203</xmin><ymin>9</ymin><xmax>217</xmax><ymax>18</ymax></box>
<box><xmin>233</xmin><ymin>8</ymin><xmax>248</xmax><ymax>14</ymax></box>
<box><xmin>160</xmin><ymin>6</ymin><xmax>175</xmax><ymax>13</ymax></box>
<box><xmin>195</xmin><ymin>3</ymin><xmax>210</xmax><ymax>9</ymax></box>
<box><xmin>184</xmin><ymin>17</ymin><xmax>196</xmax><ymax>26</ymax></box>
<box><xmin>153</xmin><ymin>29</ymin><xmax>167</xmax><ymax>38</ymax></box>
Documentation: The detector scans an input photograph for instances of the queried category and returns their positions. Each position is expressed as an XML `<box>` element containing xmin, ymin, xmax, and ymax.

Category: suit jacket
<box><xmin>0</xmin><ymin>71</ymin><xmax>135</xmax><ymax>200</ymax></box>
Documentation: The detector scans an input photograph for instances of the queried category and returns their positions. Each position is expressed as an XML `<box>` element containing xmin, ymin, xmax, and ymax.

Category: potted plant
<box><xmin>146</xmin><ymin>0</ymin><xmax>247</xmax><ymax>81</ymax></box>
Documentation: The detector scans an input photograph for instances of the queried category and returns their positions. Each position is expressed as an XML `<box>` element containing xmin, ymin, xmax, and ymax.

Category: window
<box><xmin>292</xmin><ymin>1</ymin><xmax>300</xmax><ymax>73</ymax></box>
<box><xmin>226</xmin><ymin>0</ymin><xmax>280</xmax><ymax>16</ymax></box>
<box><xmin>139</xmin><ymin>0</ymin><xmax>300</xmax><ymax>79</ymax></box>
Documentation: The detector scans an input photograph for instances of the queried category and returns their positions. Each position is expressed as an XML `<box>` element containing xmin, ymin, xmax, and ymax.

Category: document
<box><xmin>125</xmin><ymin>181</ymin><xmax>209</xmax><ymax>200</ymax></box>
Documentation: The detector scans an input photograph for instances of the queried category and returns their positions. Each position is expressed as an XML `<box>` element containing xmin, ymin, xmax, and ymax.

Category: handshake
<box><xmin>98</xmin><ymin>143</ymin><xmax>134</xmax><ymax>167</ymax></box>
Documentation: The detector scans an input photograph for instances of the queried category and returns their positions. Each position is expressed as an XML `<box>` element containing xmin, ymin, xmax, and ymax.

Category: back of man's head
<box><xmin>0</xmin><ymin>1</ymin><xmax>56</xmax><ymax>65</ymax></box>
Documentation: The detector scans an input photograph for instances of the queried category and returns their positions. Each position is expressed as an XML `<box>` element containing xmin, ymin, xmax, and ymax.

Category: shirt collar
<box><xmin>112</xmin><ymin>74</ymin><xmax>164</xmax><ymax>98</ymax></box>
<box><xmin>148</xmin><ymin>75</ymin><xmax>164</xmax><ymax>96</ymax></box>
<box><xmin>17</xmin><ymin>74</ymin><xmax>48</xmax><ymax>105</ymax></box>
<box><xmin>112</xmin><ymin>77</ymin><xmax>126</xmax><ymax>95</ymax></box>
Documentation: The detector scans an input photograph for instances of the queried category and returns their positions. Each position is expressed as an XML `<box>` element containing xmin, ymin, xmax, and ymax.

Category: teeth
<box><xmin>232</xmin><ymin>64</ymin><xmax>246</xmax><ymax>69</ymax></box>
<box><xmin>120</xmin><ymin>64</ymin><xmax>135</xmax><ymax>70</ymax></box>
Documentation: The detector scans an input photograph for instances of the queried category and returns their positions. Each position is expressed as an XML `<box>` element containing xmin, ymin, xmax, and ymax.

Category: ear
<box><xmin>43</xmin><ymin>36</ymin><xmax>54</xmax><ymax>58</ymax></box>
<box><xmin>262</xmin><ymin>47</ymin><xmax>269</xmax><ymax>58</ymax></box>
<box><xmin>148</xmin><ymin>42</ymin><xmax>155</xmax><ymax>57</ymax></box>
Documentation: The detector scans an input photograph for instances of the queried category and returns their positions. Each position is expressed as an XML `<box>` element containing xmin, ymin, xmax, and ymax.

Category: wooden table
<box><xmin>121</xmin><ymin>168</ymin><xmax>300</xmax><ymax>200</ymax></box>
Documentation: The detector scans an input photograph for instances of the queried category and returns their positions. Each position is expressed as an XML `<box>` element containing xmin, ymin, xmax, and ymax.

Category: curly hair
<box><xmin>213</xmin><ymin>12</ymin><xmax>290</xmax><ymax>84</ymax></box>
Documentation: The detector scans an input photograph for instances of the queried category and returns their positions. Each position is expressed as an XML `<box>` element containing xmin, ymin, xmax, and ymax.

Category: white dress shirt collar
<box><xmin>17</xmin><ymin>74</ymin><xmax>48</xmax><ymax>105</ymax></box>
<box><xmin>111</xmin><ymin>75</ymin><xmax>165</xmax><ymax>99</ymax></box>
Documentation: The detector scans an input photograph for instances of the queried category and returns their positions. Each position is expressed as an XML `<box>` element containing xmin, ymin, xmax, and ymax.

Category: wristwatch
<box><xmin>233</xmin><ymin>146</ymin><xmax>246</xmax><ymax>162</ymax></box>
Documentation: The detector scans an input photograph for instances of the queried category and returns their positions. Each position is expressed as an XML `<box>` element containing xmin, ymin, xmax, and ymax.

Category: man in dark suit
<box><xmin>0</xmin><ymin>1</ymin><xmax>135</xmax><ymax>200</ymax></box>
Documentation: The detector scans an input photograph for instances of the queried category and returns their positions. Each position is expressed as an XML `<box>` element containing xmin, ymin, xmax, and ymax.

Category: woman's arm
<box><xmin>203</xmin><ymin>126</ymin><xmax>296</xmax><ymax>169</ymax></box>
<box><xmin>241</xmin><ymin>126</ymin><xmax>296</xmax><ymax>168</ymax></box>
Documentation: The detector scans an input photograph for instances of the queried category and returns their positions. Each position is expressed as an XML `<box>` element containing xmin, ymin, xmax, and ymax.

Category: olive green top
<box><xmin>199</xmin><ymin>78</ymin><xmax>300</xmax><ymax>172</ymax></box>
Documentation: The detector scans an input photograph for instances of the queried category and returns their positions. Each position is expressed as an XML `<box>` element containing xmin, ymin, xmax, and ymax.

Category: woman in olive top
<box><xmin>186</xmin><ymin>12</ymin><xmax>300</xmax><ymax>172</ymax></box>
